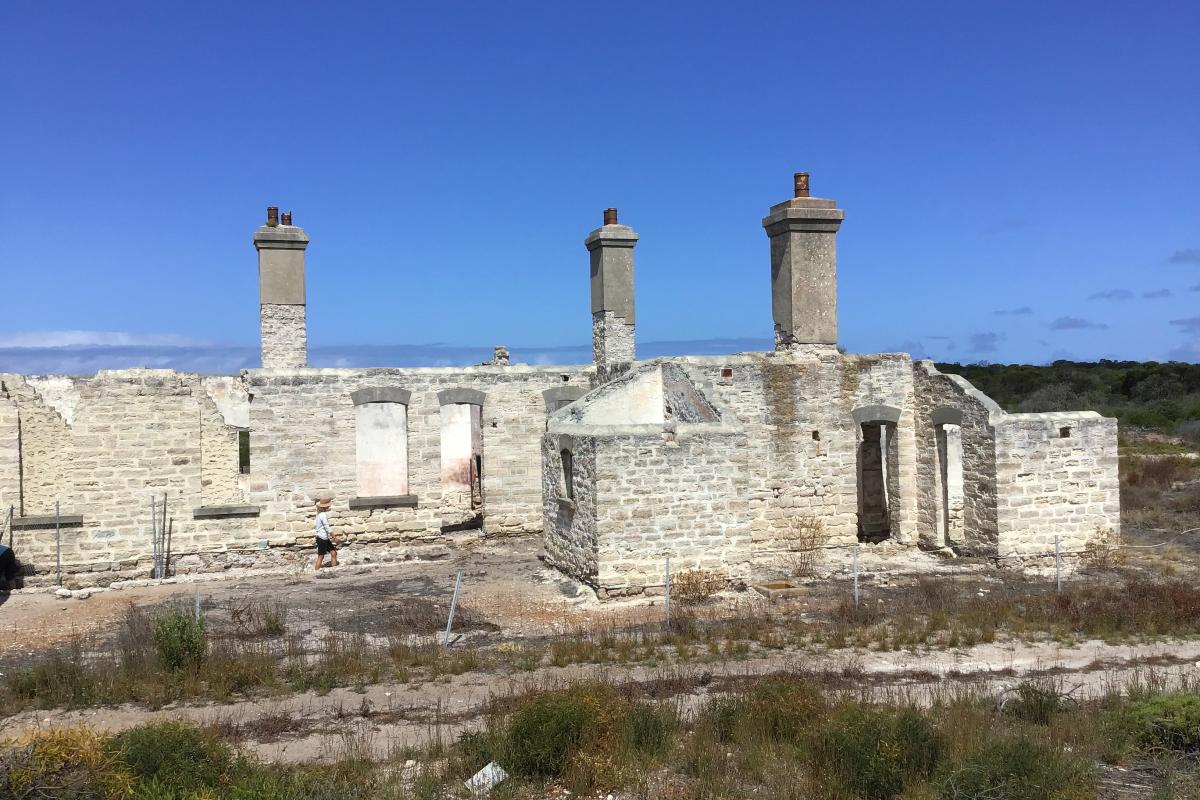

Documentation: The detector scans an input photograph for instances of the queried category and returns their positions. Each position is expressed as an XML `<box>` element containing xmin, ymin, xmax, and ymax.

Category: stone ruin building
<box><xmin>0</xmin><ymin>176</ymin><xmax>1120</xmax><ymax>594</ymax></box>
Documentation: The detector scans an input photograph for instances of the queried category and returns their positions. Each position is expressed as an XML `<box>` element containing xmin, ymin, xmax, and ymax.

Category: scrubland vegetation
<box><xmin>5</xmin><ymin>673</ymin><xmax>1199</xmax><ymax>798</ymax></box>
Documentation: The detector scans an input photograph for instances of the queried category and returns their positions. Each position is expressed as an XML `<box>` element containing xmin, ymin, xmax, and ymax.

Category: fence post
<box><xmin>161</xmin><ymin>493</ymin><xmax>168</xmax><ymax>578</ymax></box>
<box><xmin>664</xmin><ymin>556</ymin><xmax>672</xmax><ymax>629</ymax></box>
<box><xmin>444</xmin><ymin>571</ymin><xmax>463</xmax><ymax>646</ymax></box>
<box><xmin>149</xmin><ymin>495</ymin><xmax>158</xmax><ymax>579</ymax></box>
<box><xmin>1055</xmin><ymin>534</ymin><xmax>1061</xmax><ymax>594</ymax></box>
<box><xmin>54</xmin><ymin>500</ymin><xmax>62</xmax><ymax>587</ymax></box>
<box><xmin>852</xmin><ymin>543</ymin><xmax>860</xmax><ymax>606</ymax></box>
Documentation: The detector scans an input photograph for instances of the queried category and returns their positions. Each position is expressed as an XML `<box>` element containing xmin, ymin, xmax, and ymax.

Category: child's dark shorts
<box><xmin>316</xmin><ymin>537</ymin><xmax>337</xmax><ymax>555</ymax></box>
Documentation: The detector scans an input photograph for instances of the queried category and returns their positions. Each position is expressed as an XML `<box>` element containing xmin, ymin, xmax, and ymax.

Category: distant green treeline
<box><xmin>935</xmin><ymin>360</ymin><xmax>1200</xmax><ymax>439</ymax></box>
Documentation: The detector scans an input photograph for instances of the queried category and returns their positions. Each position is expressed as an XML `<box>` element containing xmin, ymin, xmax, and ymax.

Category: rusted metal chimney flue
<box><xmin>266</xmin><ymin>206</ymin><xmax>279</xmax><ymax>227</ymax></box>
<box><xmin>794</xmin><ymin>172</ymin><xmax>810</xmax><ymax>198</ymax></box>
<box><xmin>281</xmin><ymin>211</ymin><xmax>292</xmax><ymax>226</ymax></box>
<box><xmin>603</xmin><ymin>207</ymin><xmax>618</xmax><ymax>226</ymax></box>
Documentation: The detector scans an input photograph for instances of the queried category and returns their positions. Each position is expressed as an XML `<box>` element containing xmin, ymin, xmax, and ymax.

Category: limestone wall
<box><xmin>0</xmin><ymin>370</ymin><xmax>262</xmax><ymax>583</ymax></box>
<box><xmin>993</xmin><ymin>412</ymin><xmax>1120</xmax><ymax>559</ymax></box>
<box><xmin>913</xmin><ymin>362</ymin><xmax>1002</xmax><ymax>554</ymax></box>
<box><xmin>542</xmin><ymin>433</ymin><xmax>599</xmax><ymax>583</ymax></box>
<box><xmin>677</xmin><ymin>351</ymin><xmax>919</xmax><ymax>558</ymax></box>
<box><xmin>244</xmin><ymin>365</ymin><xmax>593</xmax><ymax>553</ymax></box>
<box><xmin>260</xmin><ymin>304</ymin><xmax>307</xmax><ymax>370</ymax></box>
<box><xmin>592</xmin><ymin>428</ymin><xmax>749</xmax><ymax>594</ymax></box>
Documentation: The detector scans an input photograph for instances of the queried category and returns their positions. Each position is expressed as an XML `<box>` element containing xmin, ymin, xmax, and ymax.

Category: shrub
<box><xmin>672</xmin><ymin>568</ymin><xmax>726</xmax><ymax>605</ymax></box>
<box><xmin>816</xmin><ymin>704</ymin><xmax>943</xmax><ymax>799</ymax></box>
<box><xmin>499</xmin><ymin>683</ymin><xmax>675</xmax><ymax>789</ymax></box>
<box><xmin>0</xmin><ymin>727</ymin><xmax>135</xmax><ymax>800</ymax></box>
<box><xmin>745</xmin><ymin>676</ymin><xmax>826</xmax><ymax>744</ymax></box>
<box><xmin>505</xmin><ymin>686</ymin><xmax>601</xmax><ymax>777</ymax></box>
<box><xmin>153</xmin><ymin>611</ymin><xmax>206</xmax><ymax>671</ymax></box>
<box><xmin>939</xmin><ymin>735</ymin><xmax>1093</xmax><ymax>800</ymax></box>
<box><xmin>777</xmin><ymin>516</ymin><xmax>828</xmax><ymax>578</ymax></box>
<box><xmin>111</xmin><ymin>722</ymin><xmax>235</xmax><ymax>793</ymax></box>
<box><xmin>1003</xmin><ymin>681</ymin><xmax>1063</xmax><ymax>726</ymax></box>
<box><xmin>1121</xmin><ymin>692</ymin><xmax>1200</xmax><ymax>752</ymax></box>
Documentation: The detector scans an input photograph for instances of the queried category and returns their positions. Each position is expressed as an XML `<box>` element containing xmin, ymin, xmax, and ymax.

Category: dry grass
<box><xmin>672</xmin><ymin>568</ymin><xmax>726</xmax><ymax>605</ymax></box>
<box><xmin>777</xmin><ymin>515</ymin><xmax>830</xmax><ymax>578</ymax></box>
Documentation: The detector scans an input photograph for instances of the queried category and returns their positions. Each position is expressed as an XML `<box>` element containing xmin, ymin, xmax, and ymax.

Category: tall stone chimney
<box><xmin>585</xmin><ymin>207</ymin><xmax>638</xmax><ymax>372</ymax></box>
<box><xmin>762</xmin><ymin>173</ymin><xmax>844</xmax><ymax>350</ymax></box>
<box><xmin>253</xmin><ymin>207</ymin><xmax>309</xmax><ymax>369</ymax></box>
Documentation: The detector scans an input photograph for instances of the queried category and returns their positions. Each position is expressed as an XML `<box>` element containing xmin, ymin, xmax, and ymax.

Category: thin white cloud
<box><xmin>0</xmin><ymin>330</ymin><xmax>207</xmax><ymax>348</ymax></box>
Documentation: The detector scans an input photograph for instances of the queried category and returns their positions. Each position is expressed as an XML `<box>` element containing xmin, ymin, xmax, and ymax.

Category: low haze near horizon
<box><xmin>2</xmin><ymin>1</ymin><xmax>1198</xmax><ymax>373</ymax></box>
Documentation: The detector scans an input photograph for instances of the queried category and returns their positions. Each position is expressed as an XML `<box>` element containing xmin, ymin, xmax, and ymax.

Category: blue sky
<box><xmin>1</xmin><ymin>1</ymin><xmax>1198</xmax><ymax>373</ymax></box>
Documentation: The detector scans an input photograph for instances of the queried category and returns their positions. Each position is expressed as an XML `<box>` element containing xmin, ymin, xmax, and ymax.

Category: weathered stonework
<box><xmin>260</xmin><ymin>304</ymin><xmax>307</xmax><ymax>370</ymax></box>
<box><xmin>0</xmin><ymin>180</ymin><xmax>1120</xmax><ymax>591</ymax></box>
<box><xmin>592</xmin><ymin>311</ymin><xmax>635</xmax><ymax>369</ymax></box>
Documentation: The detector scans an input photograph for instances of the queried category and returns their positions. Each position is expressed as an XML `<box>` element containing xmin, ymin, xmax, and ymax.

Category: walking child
<box><xmin>314</xmin><ymin>494</ymin><xmax>341</xmax><ymax>570</ymax></box>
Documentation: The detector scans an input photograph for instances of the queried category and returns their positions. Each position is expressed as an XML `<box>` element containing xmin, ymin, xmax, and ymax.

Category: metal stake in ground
<box><xmin>54</xmin><ymin>500</ymin><xmax>62</xmax><ymax>587</ymax></box>
<box><xmin>664</xmin><ymin>556</ymin><xmax>671</xmax><ymax>629</ymax></box>
<box><xmin>1055</xmin><ymin>534</ymin><xmax>1061</xmax><ymax>594</ymax></box>
<box><xmin>852</xmin><ymin>543</ymin><xmax>859</xmax><ymax>606</ymax></box>
<box><xmin>444</xmin><ymin>571</ymin><xmax>463</xmax><ymax>646</ymax></box>
<box><xmin>149</xmin><ymin>495</ymin><xmax>159</xmax><ymax>579</ymax></box>
<box><xmin>161</xmin><ymin>493</ymin><xmax>169</xmax><ymax>578</ymax></box>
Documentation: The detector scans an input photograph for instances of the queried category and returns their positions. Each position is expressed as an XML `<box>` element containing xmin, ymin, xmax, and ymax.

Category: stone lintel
<box><xmin>437</xmin><ymin>387</ymin><xmax>485</xmax><ymax>406</ymax></box>
<box><xmin>351</xmin><ymin>387</ymin><xmax>411</xmax><ymax>406</ymax></box>
<box><xmin>542</xmin><ymin>386</ymin><xmax>588</xmax><ymax>411</ymax></box>
<box><xmin>192</xmin><ymin>505</ymin><xmax>262</xmax><ymax>519</ymax></box>
<box><xmin>12</xmin><ymin>514</ymin><xmax>85</xmax><ymax>529</ymax></box>
<box><xmin>931</xmin><ymin>407</ymin><xmax>964</xmax><ymax>427</ymax></box>
<box><xmin>852</xmin><ymin>404</ymin><xmax>902</xmax><ymax>424</ymax></box>
<box><xmin>584</xmin><ymin>224</ymin><xmax>639</xmax><ymax>251</ymax></box>
<box><xmin>349</xmin><ymin>495</ymin><xmax>419</xmax><ymax>510</ymax></box>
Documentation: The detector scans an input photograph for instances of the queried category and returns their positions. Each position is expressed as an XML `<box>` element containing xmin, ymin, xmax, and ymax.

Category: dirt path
<box><xmin>7</xmin><ymin>638</ymin><xmax>1199</xmax><ymax>763</ymax></box>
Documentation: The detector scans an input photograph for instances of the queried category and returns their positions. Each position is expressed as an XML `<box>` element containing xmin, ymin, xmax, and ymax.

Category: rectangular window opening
<box><xmin>812</xmin><ymin>430</ymin><xmax>820</xmax><ymax>441</ymax></box>
<box><xmin>1059</xmin><ymin>426</ymin><xmax>1071</xmax><ymax>439</ymax></box>
<box><xmin>721</xmin><ymin>367</ymin><xmax>733</xmax><ymax>378</ymax></box>
<box><xmin>238</xmin><ymin>430</ymin><xmax>250</xmax><ymax>475</ymax></box>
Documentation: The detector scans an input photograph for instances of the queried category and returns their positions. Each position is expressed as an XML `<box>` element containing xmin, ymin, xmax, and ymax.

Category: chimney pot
<box><xmin>603</xmin><ymin>208</ymin><xmax>618</xmax><ymax>226</ymax></box>
<box><xmin>281</xmin><ymin>211</ymin><xmax>292</xmax><ymax>226</ymax></box>
<box><xmin>794</xmin><ymin>172</ymin><xmax>810</xmax><ymax>198</ymax></box>
<box><xmin>266</xmin><ymin>206</ymin><xmax>279</xmax><ymax>227</ymax></box>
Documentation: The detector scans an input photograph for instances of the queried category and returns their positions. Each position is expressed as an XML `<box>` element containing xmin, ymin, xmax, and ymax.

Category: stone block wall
<box><xmin>993</xmin><ymin>412</ymin><xmax>1120</xmax><ymax>559</ymax></box>
<box><xmin>0</xmin><ymin>370</ymin><xmax>263</xmax><ymax>583</ymax></box>
<box><xmin>261</xmin><ymin>304</ymin><xmax>307</xmax><ymax>370</ymax></box>
<box><xmin>913</xmin><ymin>361</ymin><xmax>1003</xmax><ymax>553</ymax></box>
<box><xmin>542</xmin><ymin>433</ymin><xmax>599</xmax><ymax>582</ymax></box>
<box><xmin>244</xmin><ymin>365</ymin><xmax>593</xmax><ymax>553</ymax></box>
<box><xmin>676</xmin><ymin>351</ymin><xmax>920</xmax><ymax>556</ymax></box>
<box><xmin>593</xmin><ymin>428</ymin><xmax>749</xmax><ymax>594</ymax></box>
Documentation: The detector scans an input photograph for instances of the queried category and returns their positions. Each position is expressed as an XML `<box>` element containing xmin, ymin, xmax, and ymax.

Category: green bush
<box><xmin>507</xmin><ymin>689</ymin><xmax>593</xmax><ymax>776</ymax></box>
<box><xmin>0</xmin><ymin>727</ymin><xmax>135</xmax><ymax>799</ymax></box>
<box><xmin>1004</xmin><ymin>682</ymin><xmax>1063</xmax><ymax>725</ymax></box>
<box><xmin>816</xmin><ymin>704</ymin><xmax>943</xmax><ymax>799</ymax></box>
<box><xmin>939</xmin><ymin>735</ymin><xmax>1092</xmax><ymax>800</ymax></box>
<box><xmin>153</xmin><ymin>611</ymin><xmax>206</xmax><ymax>671</ymax></box>
<box><xmin>499</xmin><ymin>683</ymin><xmax>675</xmax><ymax>788</ymax></box>
<box><xmin>1122</xmin><ymin>692</ymin><xmax>1200</xmax><ymax>752</ymax></box>
<box><xmin>111</xmin><ymin>722</ymin><xmax>234</xmax><ymax>794</ymax></box>
<box><xmin>698</xmin><ymin>676</ymin><xmax>825</xmax><ymax>746</ymax></box>
<box><xmin>626</xmin><ymin>702</ymin><xmax>674</xmax><ymax>758</ymax></box>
